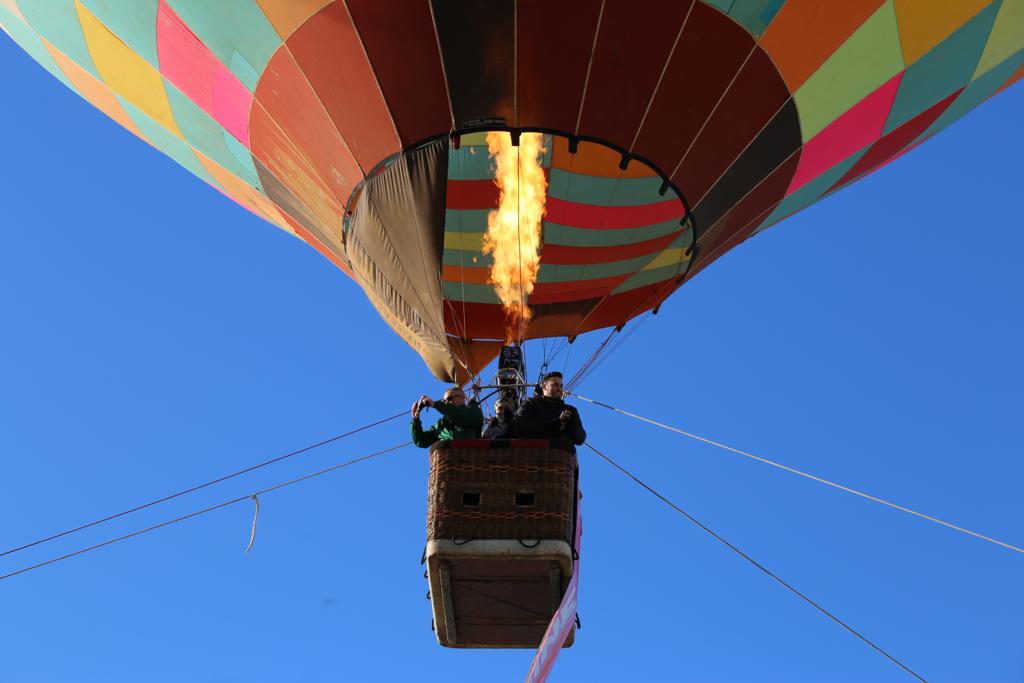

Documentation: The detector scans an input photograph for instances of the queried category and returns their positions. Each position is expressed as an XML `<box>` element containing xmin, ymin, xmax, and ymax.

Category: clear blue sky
<box><xmin>1</xmin><ymin>35</ymin><xmax>1022</xmax><ymax>682</ymax></box>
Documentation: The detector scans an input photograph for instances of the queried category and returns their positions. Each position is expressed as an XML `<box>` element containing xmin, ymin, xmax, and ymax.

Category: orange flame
<box><xmin>482</xmin><ymin>131</ymin><xmax>547</xmax><ymax>342</ymax></box>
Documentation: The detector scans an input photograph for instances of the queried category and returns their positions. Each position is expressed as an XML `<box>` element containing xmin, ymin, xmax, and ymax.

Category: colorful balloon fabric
<box><xmin>2</xmin><ymin>0</ymin><xmax>1021</xmax><ymax>380</ymax></box>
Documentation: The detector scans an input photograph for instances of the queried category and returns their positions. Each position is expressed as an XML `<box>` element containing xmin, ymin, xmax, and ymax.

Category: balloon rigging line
<box><xmin>0</xmin><ymin>443</ymin><xmax>410</xmax><ymax>583</ymax></box>
<box><xmin>566</xmin><ymin>312</ymin><xmax>653</xmax><ymax>391</ymax></box>
<box><xmin>585</xmin><ymin>442</ymin><xmax>928</xmax><ymax>682</ymax></box>
<box><xmin>573</xmin><ymin>395</ymin><xmax>1023</xmax><ymax>555</ymax></box>
<box><xmin>0</xmin><ymin>410</ymin><xmax>407</xmax><ymax>560</ymax></box>
<box><xmin>566</xmin><ymin>328</ymin><xmax>618</xmax><ymax>391</ymax></box>
<box><xmin>578</xmin><ymin>312</ymin><xmax>653</xmax><ymax>385</ymax></box>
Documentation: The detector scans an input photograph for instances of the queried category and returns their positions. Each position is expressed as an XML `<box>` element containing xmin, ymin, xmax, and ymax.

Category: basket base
<box><xmin>425</xmin><ymin>539</ymin><xmax>575</xmax><ymax>648</ymax></box>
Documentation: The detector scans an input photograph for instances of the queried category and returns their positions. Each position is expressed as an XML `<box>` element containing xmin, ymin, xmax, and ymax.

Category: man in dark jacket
<box><xmin>512</xmin><ymin>371</ymin><xmax>586</xmax><ymax>451</ymax></box>
<box><xmin>411</xmin><ymin>387</ymin><xmax>484</xmax><ymax>448</ymax></box>
<box><xmin>482</xmin><ymin>398</ymin><xmax>516</xmax><ymax>439</ymax></box>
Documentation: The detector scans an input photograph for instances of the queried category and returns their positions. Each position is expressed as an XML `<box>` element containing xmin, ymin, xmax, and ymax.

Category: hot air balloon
<box><xmin>2</xmin><ymin>0</ymin><xmax>1022</xmax><ymax>669</ymax></box>
<box><xmin>2</xmin><ymin>0</ymin><xmax>1019</xmax><ymax>383</ymax></box>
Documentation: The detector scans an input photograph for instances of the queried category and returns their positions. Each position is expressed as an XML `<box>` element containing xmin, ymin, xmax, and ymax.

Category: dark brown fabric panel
<box><xmin>576</xmin><ymin>0</ymin><xmax>693</xmax><ymax>147</ymax></box>
<box><xmin>346</xmin><ymin>0</ymin><xmax>453</xmax><ymax>146</ymax></box>
<box><xmin>672</xmin><ymin>47</ymin><xmax>791</xmax><ymax>205</ymax></box>
<box><xmin>691</xmin><ymin>98</ymin><xmax>800</xmax><ymax>237</ymax></box>
<box><xmin>431</xmin><ymin>0</ymin><xmax>514</xmax><ymax>128</ymax></box>
<box><xmin>516</xmin><ymin>0</ymin><xmax>602</xmax><ymax>131</ymax></box>
<box><xmin>696</xmin><ymin>152</ymin><xmax>800</xmax><ymax>263</ymax></box>
<box><xmin>630</xmin><ymin>1</ymin><xmax>754</xmax><ymax>171</ymax></box>
<box><xmin>345</xmin><ymin>140</ymin><xmax>457</xmax><ymax>380</ymax></box>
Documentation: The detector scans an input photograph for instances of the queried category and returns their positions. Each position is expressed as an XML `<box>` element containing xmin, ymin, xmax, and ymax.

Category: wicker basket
<box><xmin>427</xmin><ymin>441</ymin><xmax>577</xmax><ymax>544</ymax></box>
<box><xmin>424</xmin><ymin>440</ymin><xmax>579</xmax><ymax>648</ymax></box>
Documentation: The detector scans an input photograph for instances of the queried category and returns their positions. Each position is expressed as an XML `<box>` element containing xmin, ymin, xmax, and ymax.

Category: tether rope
<box><xmin>573</xmin><ymin>395</ymin><xmax>1023</xmax><ymax>555</ymax></box>
<box><xmin>586</xmin><ymin>442</ymin><xmax>928</xmax><ymax>682</ymax></box>
<box><xmin>0</xmin><ymin>443</ymin><xmax>409</xmax><ymax>583</ymax></box>
<box><xmin>0</xmin><ymin>411</ymin><xmax>407</xmax><ymax>559</ymax></box>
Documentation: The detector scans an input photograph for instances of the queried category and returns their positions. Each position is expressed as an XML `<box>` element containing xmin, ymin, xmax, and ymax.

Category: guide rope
<box><xmin>572</xmin><ymin>394</ymin><xmax>1023</xmax><ymax>555</ymax></box>
<box><xmin>586</xmin><ymin>442</ymin><xmax>928</xmax><ymax>682</ymax></box>
<box><xmin>0</xmin><ymin>443</ymin><xmax>409</xmax><ymax>583</ymax></box>
<box><xmin>0</xmin><ymin>410</ymin><xmax>407</xmax><ymax>560</ymax></box>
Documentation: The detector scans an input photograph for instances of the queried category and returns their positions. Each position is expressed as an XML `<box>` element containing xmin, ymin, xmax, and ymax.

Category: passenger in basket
<box><xmin>411</xmin><ymin>386</ymin><xmax>484</xmax><ymax>448</ymax></box>
<box><xmin>482</xmin><ymin>399</ymin><xmax>516</xmax><ymax>440</ymax></box>
<box><xmin>512</xmin><ymin>371</ymin><xmax>586</xmax><ymax>452</ymax></box>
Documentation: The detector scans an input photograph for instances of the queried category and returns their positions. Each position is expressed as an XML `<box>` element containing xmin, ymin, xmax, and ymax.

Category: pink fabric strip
<box><xmin>526</xmin><ymin>491</ymin><xmax>583</xmax><ymax>683</ymax></box>
<box><xmin>156</xmin><ymin>0</ymin><xmax>252</xmax><ymax>146</ymax></box>
<box><xmin>786</xmin><ymin>72</ymin><xmax>904</xmax><ymax>195</ymax></box>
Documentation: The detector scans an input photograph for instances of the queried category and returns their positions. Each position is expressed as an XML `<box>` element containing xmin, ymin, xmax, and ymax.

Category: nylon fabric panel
<box><xmin>691</xmin><ymin>98</ymin><xmax>800</xmax><ymax>242</ymax></box>
<box><xmin>832</xmin><ymin>89</ymin><xmax>960</xmax><ymax>191</ymax></box>
<box><xmin>286</xmin><ymin>1</ymin><xmax>400</xmax><ymax>173</ymax></box>
<box><xmin>575</xmin><ymin>0</ymin><xmax>693</xmax><ymax>147</ymax></box>
<box><xmin>994</xmin><ymin>58</ymin><xmax>1024</xmax><ymax>93</ymax></box>
<box><xmin>543</xmin><ymin>220</ymin><xmax>683</xmax><ymax>248</ymax></box>
<box><xmin>544</xmin><ymin>196</ymin><xmax>684</xmax><ymax>230</ymax></box>
<box><xmin>43</xmin><ymin>38</ymin><xmax>147</xmax><ymax>141</ymax></box>
<box><xmin>431</xmin><ymin>0</ymin><xmax>514</xmax><ymax>128</ymax></box>
<box><xmin>445</xmin><ymin>338</ymin><xmax>503</xmax><ymax>386</ymax></box>
<box><xmin>164</xmin><ymin>86</ymin><xmax>260</xmax><ymax>188</ymax></box>
<box><xmin>253</xmin><ymin>156</ymin><xmax>346</xmax><ymax>266</ymax></box>
<box><xmin>193</xmin><ymin>150</ymin><xmax>292</xmax><ymax>232</ymax></box>
<box><xmin>787</xmin><ymin>73</ymin><xmax>902</xmax><ymax>194</ymax></box>
<box><xmin>256</xmin><ymin>0</ymin><xmax>331</xmax><ymax>40</ymax></box>
<box><xmin>793</xmin><ymin>1</ymin><xmax>905</xmax><ymax>141</ymax></box>
<box><xmin>344</xmin><ymin>140</ymin><xmax>454</xmax><ymax>380</ymax></box>
<box><xmin>540</xmin><ymin>232</ymin><xmax>681</xmax><ymax>266</ymax></box>
<box><xmin>116</xmin><ymin>97</ymin><xmax>216</xmax><ymax>187</ymax></box>
<box><xmin>162</xmin><ymin>0</ymin><xmax>281</xmax><ymax>91</ymax></box>
<box><xmin>0</xmin><ymin>0</ymin><xmax>26</xmax><ymax>22</ymax></box>
<box><xmin>922</xmin><ymin>49</ymin><xmax>1024</xmax><ymax>141</ymax></box>
<box><xmin>156</xmin><ymin>0</ymin><xmax>252</xmax><ymax>146</ymax></box>
<box><xmin>549</xmin><ymin>138</ymin><xmax>655</xmax><ymax>178</ymax></box>
<box><xmin>249</xmin><ymin>101</ymin><xmax>347</xmax><ymax>256</ymax></box>
<box><xmin>884</xmin><ymin>2</ymin><xmax>1000</xmax><ymax>133</ymax></box>
<box><xmin>252</xmin><ymin>46</ymin><xmax>361</xmax><ymax>208</ymax></box>
<box><xmin>78</xmin><ymin>0</ymin><xmax>159</xmax><ymax>67</ymax></box>
<box><xmin>894</xmin><ymin>0</ymin><xmax>994</xmax><ymax>66</ymax></box>
<box><xmin>974</xmin><ymin>0</ymin><xmax>1024</xmax><ymax>78</ymax></box>
<box><xmin>76</xmin><ymin>1</ymin><xmax>181</xmax><ymax>138</ymax></box>
<box><xmin>757</xmin><ymin>149</ymin><xmax>867</xmax><ymax>231</ymax></box>
<box><xmin>630</xmin><ymin>0</ymin><xmax>753</xmax><ymax>172</ymax></box>
<box><xmin>516</xmin><ymin>0</ymin><xmax>602</xmax><ymax>131</ymax></box>
<box><xmin>346</xmin><ymin>0</ymin><xmax>452</xmax><ymax>146</ymax></box>
<box><xmin>571</xmin><ymin>285</ymin><xmax>662</xmax><ymax>333</ymax></box>
<box><xmin>697</xmin><ymin>153</ymin><xmax>800</xmax><ymax>263</ymax></box>
<box><xmin>1</xmin><ymin>7</ymin><xmax>75</xmax><ymax>89</ymax></box>
<box><xmin>548</xmin><ymin>171</ymin><xmax>666</xmax><ymax>208</ymax></box>
<box><xmin>529</xmin><ymin>274</ymin><xmax>632</xmax><ymax>305</ymax></box>
<box><xmin>760</xmin><ymin>0</ymin><xmax>885</xmax><ymax>92</ymax></box>
<box><xmin>673</xmin><ymin>47</ymin><xmax>792</xmax><ymax>211</ymax></box>
<box><xmin>18</xmin><ymin>0</ymin><xmax>99</xmax><ymax>77</ymax></box>
<box><xmin>712</xmin><ymin>0</ymin><xmax>785</xmax><ymax>37</ymax></box>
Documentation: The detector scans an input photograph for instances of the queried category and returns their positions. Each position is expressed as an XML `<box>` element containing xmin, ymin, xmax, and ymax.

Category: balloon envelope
<box><xmin>2</xmin><ymin>0</ymin><xmax>1021</xmax><ymax>379</ymax></box>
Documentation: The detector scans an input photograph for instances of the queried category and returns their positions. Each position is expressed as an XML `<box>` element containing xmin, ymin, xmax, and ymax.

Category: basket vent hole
<box><xmin>462</xmin><ymin>492</ymin><xmax>481</xmax><ymax>507</ymax></box>
<box><xmin>515</xmin><ymin>491</ymin><xmax>536</xmax><ymax>507</ymax></box>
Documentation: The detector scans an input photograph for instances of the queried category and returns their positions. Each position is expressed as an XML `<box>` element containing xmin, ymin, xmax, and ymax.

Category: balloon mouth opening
<box><xmin>341</xmin><ymin>128</ymin><xmax>695</xmax><ymax>382</ymax></box>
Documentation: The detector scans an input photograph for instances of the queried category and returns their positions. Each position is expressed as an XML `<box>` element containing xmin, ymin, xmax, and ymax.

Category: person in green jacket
<box><xmin>411</xmin><ymin>386</ymin><xmax>484</xmax><ymax>448</ymax></box>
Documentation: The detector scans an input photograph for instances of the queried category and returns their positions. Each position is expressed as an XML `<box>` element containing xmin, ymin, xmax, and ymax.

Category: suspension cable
<box><xmin>573</xmin><ymin>395</ymin><xmax>1023</xmax><ymax>555</ymax></box>
<box><xmin>586</xmin><ymin>442</ymin><xmax>927</xmax><ymax>682</ymax></box>
<box><xmin>0</xmin><ymin>410</ymin><xmax>407</xmax><ymax>559</ymax></box>
<box><xmin>0</xmin><ymin>442</ymin><xmax>410</xmax><ymax>583</ymax></box>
